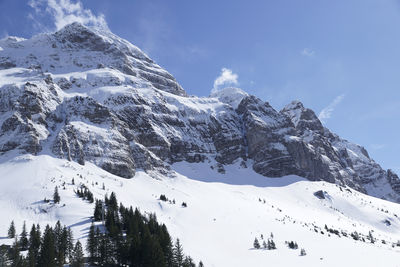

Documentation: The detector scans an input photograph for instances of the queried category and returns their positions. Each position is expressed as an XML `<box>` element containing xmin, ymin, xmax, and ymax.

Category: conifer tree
<box><xmin>253</xmin><ymin>237</ymin><xmax>260</xmax><ymax>249</ymax></box>
<box><xmin>38</xmin><ymin>225</ymin><xmax>56</xmax><ymax>267</ymax></box>
<box><xmin>60</xmin><ymin>226</ymin><xmax>72</xmax><ymax>264</ymax></box>
<box><xmin>0</xmin><ymin>245</ymin><xmax>8</xmax><ymax>267</ymax></box>
<box><xmin>198</xmin><ymin>261</ymin><xmax>204</xmax><ymax>267</ymax></box>
<box><xmin>267</xmin><ymin>239</ymin><xmax>276</xmax><ymax>250</ymax></box>
<box><xmin>20</xmin><ymin>221</ymin><xmax>28</xmax><ymax>251</ymax></box>
<box><xmin>66</xmin><ymin>228</ymin><xmax>74</xmax><ymax>263</ymax></box>
<box><xmin>11</xmin><ymin>236</ymin><xmax>22</xmax><ymax>267</ymax></box>
<box><xmin>146</xmin><ymin>236</ymin><xmax>165</xmax><ymax>267</ymax></box>
<box><xmin>98</xmin><ymin>233</ymin><xmax>113</xmax><ymax>266</ymax></box>
<box><xmin>173</xmin><ymin>238</ymin><xmax>184</xmax><ymax>267</ymax></box>
<box><xmin>183</xmin><ymin>256</ymin><xmax>196</xmax><ymax>267</ymax></box>
<box><xmin>369</xmin><ymin>231</ymin><xmax>375</xmax><ymax>243</ymax></box>
<box><xmin>129</xmin><ymin>233</ymin><xmax>141</xmax><ymax>266</ymax></box>
<box><xmin>86</xmin><ymin>223</ymin><xmax>97</xmax><ymax>264</ymax></box>
<box><xmin>70</xmin><ymin>241</ymin><xmax>84</xmax><ymax>267</ymax></box>
<box><xmin>28</xmin><ymin>224</ymin><xmax>41</xmax><ymax>267</ymax></box>
<box><xmin>94</xmin><ymin>199</ymin><xmax>103</xmax><ymax>222</ymax></box>
<box><xmin>8</xmin><ymin>220</ymin><xmax>16</xmax><ymax>238</ymax></box>
<box><xmin>54</xmin><ymin>221</ymin><xmax>64</xmax><ymax>266</ymax></box>
<box><xmin>53</xmin><ymin>186</ymin><xmax>60</xmax><ymax>204</ymax></box>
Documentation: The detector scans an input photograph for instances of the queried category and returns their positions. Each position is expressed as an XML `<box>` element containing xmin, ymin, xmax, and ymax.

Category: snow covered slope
<box><xmin>1</xmin><ymin>155</ymin><xmax>400</xmax><ymax>266</ymax></box>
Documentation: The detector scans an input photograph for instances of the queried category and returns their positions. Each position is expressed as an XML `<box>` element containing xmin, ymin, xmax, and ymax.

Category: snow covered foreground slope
<box><xmin>1</xmin><ymin>154</ymin><xmax>400</xmax><ymax>266</ymax></box>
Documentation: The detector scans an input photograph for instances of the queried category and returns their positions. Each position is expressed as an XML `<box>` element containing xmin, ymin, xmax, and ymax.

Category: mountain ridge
<box><xmin>0</xmin><ymin>22</ymin><xmax>399</xmax><ymax>203</ymax></box>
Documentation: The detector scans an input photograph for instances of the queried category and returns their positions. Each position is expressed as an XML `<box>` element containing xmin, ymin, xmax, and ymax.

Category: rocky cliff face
<box><xmin>0</xmin><ymin>23</ymin><xmax>399</xmax><ymax>202</ymax></box>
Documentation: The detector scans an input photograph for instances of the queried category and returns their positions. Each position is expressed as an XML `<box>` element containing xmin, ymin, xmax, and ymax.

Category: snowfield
<box><xmin>1</xmin><ymin>22</ymin><xmax>400</xmax><ymax>266</ymax></box>
<box><xmin>1</xmin><ymin>154</ymin><xmax>400</xmax><ymax>266</ymax></box>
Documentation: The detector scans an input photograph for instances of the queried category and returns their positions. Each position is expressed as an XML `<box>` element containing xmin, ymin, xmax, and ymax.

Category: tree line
<box><xmin>2</xmin><ymin>220</ymin><xmax>84</xmax><ymax>267</ymax></box>
<box><xmin>88</xmin><ymin>192</ymin><xmax>203</xmax><ymax>266</ymax></box>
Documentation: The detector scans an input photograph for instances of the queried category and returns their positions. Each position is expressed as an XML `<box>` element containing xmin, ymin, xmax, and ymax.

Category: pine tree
<box><xmin>267</xmin><ymin>239</ymin><xmax>276</xmax><ymax>250</ymax></box>
<box><xmin>8</xmin><ymin>220</ymin><xmax>16</xmax><ymax>238</ymax></box>
<box><xmin>28</xmin><ymin>224</ymin><xmax>41</xmax><ymax>267</ymax></box>
<box><xmin>183</xmin><ymin>256</ymin><xmax>196</xmax><ymax>267</ymax></box>
<box><xmin>38</xmin><ymin>225</ymin><xmax>56</xmax><ymax>267</ymax></box>
<box><xmin>11</xmin><ymin>236</ymin><xmax>22</xmax><ymax>267</ymax></box>
<box><xmin>60</xmin><ymin>226</ymin><xmax>71</xmax><ymax>264</ymax></box>
<box><xmin>0</xmin><ymin>245</ymin><xmax>9</xmax><ymax>267</ymax></box>
<box><xmin>94</xmin><ymin>199</ymin><xmax>103</xmax><ymax>222</ymax></box>
<box><xmin>173</xmin><ymin>238</ymin><xmax>184</xmax><ymax>266</ymax></box>
<box><xmin>54</xmin><ymin>221</ymin><xmax>64</xmax><ymax>266</ymax></box>
<box><xmin>66</xmin><ymin>228</ymin><xmax>74</xmax><ymax>263</ymax></box>
<box><xmin>98</xmin><ymin>233</ymin><xmax>113</xmax><ymax>266</ymax></box>
<box><xmin>86</xmin><ymin>223</ymin><xmax>97</xmax><ymax>264</ymax></box>
<box><xmin>198</xmin><ymin>261</ymin><xmax>204</xmax><ymax>267</ymax></box>
<box><xmin>53</xmin><ymin>186</ymin><xmax>60</xmax><ymax>204</ymax></box>
<box><xmin>300</xmin><ymin>248</ymin><xmax>307</xmax><ymax>256</ymax></box>
<box><xmin>253</xmin><ymin>237</ymin><xmax>260</xmax><ymax>249</ymax></box>
<box><xmin>128</xmin><ymin>233</ymin><xmax>141</xmax><ymax>266</ymax></box>
<box><xmin>70</xmin><ymin>241</ymin><xmax>84</xmax><ymax>267</ymax></box>
<box><xmin>19</xmin><ymin>221</ymin><xmax>29</xmax><ymax>251</ymax></box>
<box><xmin>144</xmin><ymin>236</ymin><xmax>165</xmax><ymax>267</ymax></box>
<box><xmin>369</xmin><ymin>231</ymin><xmax>375</xmax><ymax>243</ymax></box>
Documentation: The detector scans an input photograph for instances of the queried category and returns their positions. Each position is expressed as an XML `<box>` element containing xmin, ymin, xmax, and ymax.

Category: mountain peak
<box><xmin>210</xmin><ymin>87</ymin><xmax>249</xmax><ymax>109</ymax></box>
<box><xmin>281</xmin><ymin>100</ymin><xmax>323</xmax><ymax>131</ymax></box>
<box><xmin>284</xmin><ymin>100</ymin><xmax>305</xmax><ymax>110</ymax></box>
<box><xmin>0</xmin><ymin>22</ymin><xmax>187</xmax><ymax>96</ymax></box>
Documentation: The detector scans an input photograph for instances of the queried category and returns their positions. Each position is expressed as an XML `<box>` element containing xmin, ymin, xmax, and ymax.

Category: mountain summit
<box><xmin>0</xmin><ymin>22</ymin><xmax>399</xmax><ymax>202</ymax></box>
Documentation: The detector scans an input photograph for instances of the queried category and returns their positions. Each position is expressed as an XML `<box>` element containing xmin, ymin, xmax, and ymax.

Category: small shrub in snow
<box><xmin>253</xmin><ymin>238</ymin><xmax>260</xmax><ymax>249</ymax></box>
<box><xmin>159</xmin><ymin>194</ymin><xmax>168</xmax><ymax>201</ymax></box>
<box><xmin>267</xmin><ymin>239</ymin><xmax>276</xmax><ymax>250</ymax></box>
<box><xmin>350</xmin><ymin>231</ymin><xmax>359</xmax><ymax>240</ymax></box>
<box><xmin>286</xmin><ymin>241</ymin><xmax>298</xmax><ymax>249</ymax></box>
<box><xmin>368</xmin><ymin>231</ymin><xmax>375</xmax><ymax>244</ymax></box>
<box><xmin>300</xmin><ymin>248</ymin><xmax>306</xmax><ymax>256</ymax></box>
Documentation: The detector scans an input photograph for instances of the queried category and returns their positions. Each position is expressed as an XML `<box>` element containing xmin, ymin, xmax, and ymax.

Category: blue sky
<box><xmin>0</xmin><ymin>0</ymin><xmax>399</xmax><ymax>172</ymax></box>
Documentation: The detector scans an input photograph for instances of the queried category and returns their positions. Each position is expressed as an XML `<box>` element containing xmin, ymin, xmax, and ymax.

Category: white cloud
<box><xmin>28</xmin><ymin>0</ymin><xmax>108</xmax><ymax>31</ymax></box>
<box><xmin>212</xmin><ymin>68</ymin><xmax>239</xmax><ymax>93</ymax></box>
<box><xmin>318</xmin><ymin>94</ymin><xmax>345</xmax><ymax>123</ymax></box>
<box><xmin>301</xmin><ymin>48</ymin><xmax>315</xmax><ymax>57</ymax></box>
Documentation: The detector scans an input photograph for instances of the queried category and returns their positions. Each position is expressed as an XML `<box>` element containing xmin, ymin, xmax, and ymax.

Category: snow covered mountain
<box><xmin>1</xmin><ymin>22</ymin><xmax>400</xmax><ymax>266</ymax></box>
<box><xmin>0</xmin><ymin>22</ymin><xmax>398</xmax><ymax>202</ymax></box>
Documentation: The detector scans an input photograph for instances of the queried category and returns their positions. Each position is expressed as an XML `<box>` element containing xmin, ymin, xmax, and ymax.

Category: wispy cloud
<box><xmin>212</xmin><ymin>68</ymin><xmax>239</xmax><ymax>93</ymax></box>
<box><xmin>318</xmin><ymin>94</ymin><xmax>345</xmax><ymax>123</ymax></box>
<box><xmin>28</xmin><ymin>0</ymin><xmax>108</xmax><ymax>31</ymax></box>
<box><xmin>301</xmin><ymin>48</ymin><xmax>315</xmax><ymax>57</ymax></box>
<box><xmin>370</xmin><ymin>144</ymin><xmax>386</xmax><ymax>150</ymax></box>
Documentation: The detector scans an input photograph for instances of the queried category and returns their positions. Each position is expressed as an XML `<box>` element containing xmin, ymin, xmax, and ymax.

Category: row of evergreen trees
<box><xmin>75</xmin><ymin>184</ymin><xmax>94</xmax><ymax>203</ymax></box>
<box><xmin>87</xmin><ymin>192</ymin><xmax>203</xmax><ymax>266</ymax></box>
<box><xmin>2</xmin><ymin>189</ymin><xmax>201</xmax><ymax>266</ymax></box>
<box><xmin>2</xmin><ymin>220</ymin><xmax>84</xmax><ymax>267</ymax></box>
